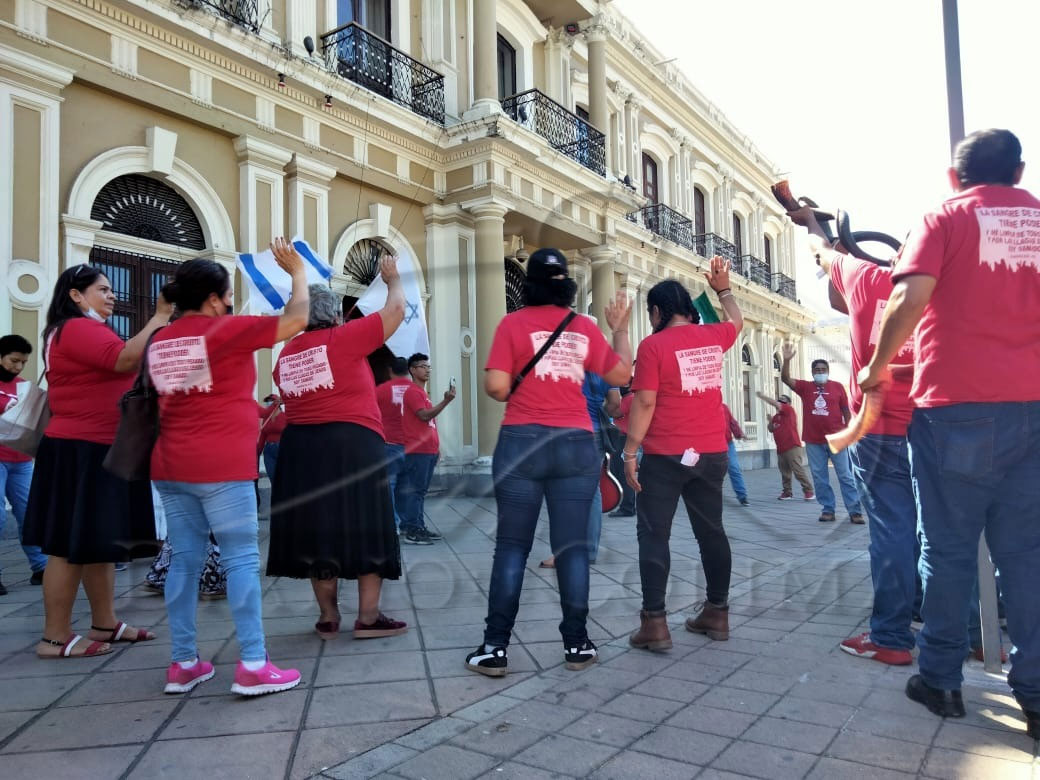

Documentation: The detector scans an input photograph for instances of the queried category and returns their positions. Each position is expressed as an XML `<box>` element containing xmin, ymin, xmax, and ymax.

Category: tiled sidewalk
<box><xmin>0</xmin><ymin>469</ymin><xmax>1034</xmax><ymax>779</ymax></box>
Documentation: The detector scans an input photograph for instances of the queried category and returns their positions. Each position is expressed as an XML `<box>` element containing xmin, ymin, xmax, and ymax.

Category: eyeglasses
<box><xmin>413</xmin><ymin>364</ymin><xmax>431</xmax><ymax>370</ymax></box>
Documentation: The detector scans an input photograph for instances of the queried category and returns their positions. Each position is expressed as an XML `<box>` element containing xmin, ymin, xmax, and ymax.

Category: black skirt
<box><xmin>266</xmin><ymin>421</ymin><xmax>402</xmax><ymax>581</ymax></box>
<box><xmin>23</xmin><ymin>436</ymin><xmax>158</xmax><ymax>564</ymax></box>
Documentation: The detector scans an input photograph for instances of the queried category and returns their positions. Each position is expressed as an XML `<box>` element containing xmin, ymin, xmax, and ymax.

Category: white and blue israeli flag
<box><xmin>354</xmin><ymin>248</ymin><xmax>430</xmax><ymax>358</ymax></box>
<box><xmin>237</xmin><ymin>237</ymin><xmax>333</xmax><ymax>314</ymax></box>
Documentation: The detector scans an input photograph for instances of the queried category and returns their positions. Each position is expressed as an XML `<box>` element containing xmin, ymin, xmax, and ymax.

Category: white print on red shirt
<box><xmin>868</xmin><ymin>299</ymin><xmax>914</xmax><ymax>357</ymax></box>
<box><xmin>812</xmin><ymin>390</ymin><xmax>830</xmax><ymax>416</ymax></box>
<box><xmin>529</xmin><ymin>330</ymin><xmax>590</xmax><ymax>384</ymax></box>
<box><xmin>675</xmin><ymin>346</ymin><xmax>724</xmax><ymax>395</ymax></box>
<box><xmin>392</xmin><ymin>384</ymin><xmax>408</xmax><ymax>415</ymax></box>
<box><xmin>976</xmin><ymin>207</ymin><xmax>1040</xmax><ymax>272</ymax></box>
<box><xmin>150</xmin><ymin>337</ymin><xmax>214</xmax><ymax>394</ymax></box>
<box><xmin>278</xmin><ymin>345</ymin><xmax>335</xmax><ymax>397</ymax></box>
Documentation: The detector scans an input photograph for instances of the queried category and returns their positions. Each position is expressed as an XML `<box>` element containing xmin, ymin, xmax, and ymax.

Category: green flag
<box><xmin>693</xmin><ymin>291</ymin><xmax>720</xmax><ymax>324</ymax></box>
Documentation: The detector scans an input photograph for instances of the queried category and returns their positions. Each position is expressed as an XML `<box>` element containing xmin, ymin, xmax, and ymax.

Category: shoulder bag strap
<box><xmin>509</xmin><ymin>311</ymin><xmax>577</xmax><ymax>397</ymax></box>
<box><xmin>138</xmin><ymin>327</ymin><xmax>165</xmax><ymax>390</ymax></box>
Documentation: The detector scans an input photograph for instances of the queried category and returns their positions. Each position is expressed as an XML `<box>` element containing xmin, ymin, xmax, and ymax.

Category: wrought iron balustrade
<box><xmin>627</xmin><ymin>203</ymin><xmax>694</xmax><ymax>249</ymax></box>
<box><xmin>321</xmin><ymin>23</ymin><xmax>445</xmax><ymax>124</ymax></box>
<box><xmin>743</xmin><ymin>254</ymin><xmax>771</xmax><ymax>287</ymax></box>
<box><xmin>190</xmin><ymin>0</ymin><xmax>260</xmax><ymax>32</ymax></box>
<box><xmin>500</xmin><ymin>89</ymin><xmax>606</xmax><ymax>176</ymax></box>
<box><xmin>692</xmin><ymin>233</ymin><xmax>739</xmax><ymax>265</ymax></box>
<box><xmin>773</xmin><ymin>272</ymin><xmax>797</xmax><ymax>301</ymax></box>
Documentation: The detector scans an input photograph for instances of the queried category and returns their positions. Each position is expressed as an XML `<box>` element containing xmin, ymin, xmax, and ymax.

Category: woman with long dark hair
<box><xmin>624</xmin><ymin>257</ymin><xmax>743</xmax><ymax>652</ymax></box>
<box><xmin>25</xmin><ymin>264</ymin><xmax>171</xmax><ymax>659</ymax></box>
<box><xmin>149</xmin><ymin>240</ymin><xmax>309</xmax><ymax>696</ymax></box>
<box><xmin>267</xmin><ymin>259</ymin><xmax>406</xmax><ymax>641</ymax></box>
<box><xmin>465</xmin><ymin>248</ymin><xmax>632</xmax><ymax>677</ymax></box>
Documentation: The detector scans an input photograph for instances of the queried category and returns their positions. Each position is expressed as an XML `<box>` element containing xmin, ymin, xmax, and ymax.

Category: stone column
<box><xmin>586</xmin><ymin>22</ymin><xmax>610</xmax><ymax>174</ymax></box>
<box><xmin>587</xmin><ymin>246</ymin><xmax>617</xmax><ymax>338</ymax></box>
<box><xmin>469</xmin><ymin>200</ymin><xmax>508</xmax><ymax>456</ymax></box>
<box><xmin>625</xmin><ymin>97</ymin><xmax>641</xmax><ymax>188</ymax></box>
<box><xmin>466</xmin><ymin>0</ymin><xmax>499</xmax><ymax>117</ymax></box>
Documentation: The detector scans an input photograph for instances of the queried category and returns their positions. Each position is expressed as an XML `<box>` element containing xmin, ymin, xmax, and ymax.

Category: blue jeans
<box><xmin>384</xmin><ymin>443</ymin><xmax>405</xmax><ymax>529</ymax></box>
<box><xmin>262</xmin><ymin>442</ymin><xmax>279</xmax><ymax>484</ymax></box>
<box><xmin>398</xmin><ymin>453</ymin><xmax>438</xmax><ymax>533</ymax></box>
<box><xmin>0</xmin><ymin>460</ymin><xmax>46</xmax><ymax>575</ymax></box>
<box><xmin>909</xmin><ymin>402</ymin><xmax>1040</xmax><ymax>709</ymax></box>
<box><xmin>485</xmin><ymin>425</ymin><xmax>599</xmax><ymax>647</ymax></box>
<box><xmin>805</xmin><ymin>442</ymin><xmax>862</xmax><ymax>515</ymax></box>
<box><xmin>849</xmin><ymin>434</ymin><xmax>918</xmax><ymax>650</ymax></box>
<box><xmin>154</xmin><ymin>481</ymin><xmax>266</xmax><ymax>663</ymax></box>
<box><xmin>726</xmin><ymin>440</ymin><xmax>748</xmax><ymax>501</ymax></box>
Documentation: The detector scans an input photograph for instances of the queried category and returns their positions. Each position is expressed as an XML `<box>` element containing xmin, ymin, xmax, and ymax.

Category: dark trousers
<box><xmin>609</xmin><ymin>433</ymin><xmax>636</xmax><ymax>514</ymax></box>
<box><xmin>636</xmin><ymin>452</ymin><xmax>731</xmax><ymax>612</ymax></box>
<box><xmin>484</xmin><ymin>425</ymin><xmax>599</xmax><ymax>647</ymax></box>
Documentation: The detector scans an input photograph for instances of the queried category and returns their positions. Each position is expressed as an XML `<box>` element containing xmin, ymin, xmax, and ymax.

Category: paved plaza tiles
<box><xmin>0</xmin><ymin>468</ymin><xmax>1034</xmax><ymax>779</ymax></box>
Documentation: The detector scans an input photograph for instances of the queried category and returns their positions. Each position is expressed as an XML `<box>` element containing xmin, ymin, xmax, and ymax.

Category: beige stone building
<box><xmin>1</xmin><ymin>0</ymin><xmax>815</xmax><ymax>489</ymax></box>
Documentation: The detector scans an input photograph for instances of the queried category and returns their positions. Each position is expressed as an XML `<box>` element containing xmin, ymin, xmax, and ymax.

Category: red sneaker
<box><xmin>970</xmin><ymin>646</ymin><xmax>1009</xmax><ymax>664</ymax></box>
<box><xmin>803</xmin><ymin>491</ymin><xmax>815</xmax><ymax>501</ymax></box>
<box><xmin>777</xmin><ymin>492</ymin><xmax>794</xmax><ymax>501</ymax></box>
<box><xmin>839</xmin><ymin>633</ymin><xmax>912</xmax><ymax>666</ymax></box>
<box><xmin>353</xmin><ymin>613</ymin><xmax>408</xmax><ymax>639</ymax></box>
<box><xmin>164</xmin><ymin>659</ymin><xmax>215</xmax><ymax>694</ymax></box>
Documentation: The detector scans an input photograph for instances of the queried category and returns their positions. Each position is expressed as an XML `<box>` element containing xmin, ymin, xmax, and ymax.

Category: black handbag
<box><xmin>598</xmin><ymin>406</ymin><xmax>624</xmax><ymax>454</ymax></box>
<box><xmin>103</xmin><ymin>330</ymin><xmax>163</xmax><ymax>481</ymax></box>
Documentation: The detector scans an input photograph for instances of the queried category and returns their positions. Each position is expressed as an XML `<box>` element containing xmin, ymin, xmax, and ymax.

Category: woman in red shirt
<box><xmin>149</xmin><ymin>239</ymin><xmax>309</xmax><ymax>696</ymax></box>
<box><xmin>465</xmin><ymin>248</ymin><xmax>632</xmax><ymax>678</ymax></box>
<box><xmin>24</xmin><ymin>264</ymin><xmax>171</xmax><ymax>659</ymax></box>
<box><xmin>623</xmin><ymin>257</ymin><xmax>743</xmax><ymax>652</ymax></box>
<box><xmin>267</xmin><ymin>256</ymin><xmax>405</xmax><ymax>641</ymax></box>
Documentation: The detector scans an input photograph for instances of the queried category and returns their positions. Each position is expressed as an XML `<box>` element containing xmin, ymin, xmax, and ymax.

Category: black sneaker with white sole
<box><xmin>422</xmin><ymin>527</ymin><xmax>443</xmax><ymax>540</ymax></box>
<box><xmin>402</xmin><ymin>529</ymin><xmax>433</xmax><ymax>545</ymax></box>
<box><xmin>564</xmin><ymin>639</ymin><xmax>598</xmax><ymax>671</ymax></box>
<box><xmin>466</xmin><ymin>645</ymin><xmax>507</xmax><ymax>677</ymax></box>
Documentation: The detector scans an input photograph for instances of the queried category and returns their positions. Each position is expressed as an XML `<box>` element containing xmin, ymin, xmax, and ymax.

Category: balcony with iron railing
<box><xmin>773</xmin><ymin>272</ymin><xmax>797</xmax><ymax>302</ymax></box>
<box><xmin>321</xmin><ymin>23</ymin><xmax>445</xmax><ymax>124</ymax></box>
<box><xmin>693</xmin><ymin>233</ymin><xmax>739</xmax><ymax>266</ymax></box>
<box><xmin>627</xmin><ymin>203</ymin><xmax>694</xmax><ymax>249</ymax></box>
<box><xmin>500</xmin><ymin>90</ymin><xmax>606</xmax><ymax>176</ymax></box>
<box><xmin>742</xmin><ymin>254</ymin><xmax>771</xmax><ymax>287</ymax></box>
<box><xmin>188</xmin><ymin>0</ymin><xmax>260</xmax><ymax>32</ymax></box>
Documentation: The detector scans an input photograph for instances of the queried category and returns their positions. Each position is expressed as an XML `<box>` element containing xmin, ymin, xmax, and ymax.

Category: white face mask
<box><xmin>813</xmin><ymin>372</ymin><xmax>829</xmax><ymax>384</ymax></box>
<box><xmin>84</xmin><ymin>306</ymin><xmax>106</xmax><ymax>323</ymax></box>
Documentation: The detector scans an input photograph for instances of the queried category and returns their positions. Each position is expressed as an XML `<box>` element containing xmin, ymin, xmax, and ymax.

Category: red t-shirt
<box><xmin>894</xmin><ymin>184</ymin><xmax>1040</xmax><ymax>407</ymax></box>
<box><xmin>376</xmin><ymin>378</ymin><xmax>411</xmax><ymax>446</ymax></box>
<box><xmin>631</xmin><ymin>322</ymin><xmax>738</xmax><ymax>455</ymax></box>
<box><xmin>769</xmin><ymin>404</ymin><xmax>801</xmax><ymax>454</ymax></box>
<box><xmin>149</xmin><ymin>315</ymin><xmax>278</xmax><ymax>482</ymax></box>
<box><xmin>44</xmin><ymin>318</ymin><xmax>131</xmax><ymax>445</ymax></box>
<box><xmin>274</xmin><ymin>314</ymin><xmax>385</xmax><ymax>436</ymax></box>
<box><xmin>723</xmin><ymin>404</ymin><xmax>743</xmax><ymax>443</ymax></box>
<box><xmin>257</xmin><ymin>403</ymin><xmax>287</xmax><ymax>445</ymax></box>
<box><xmin>830</xmin><ymin>254</ymin><xmax>915</xmax><ymax>436</ymax></box>
<box><xmin>0</xmin><ymin>377</ymin><xmax>34</xmax><ymax>462</ymax></box>
<box><xmin>791</xmin><ymin>379</ymin><xmax>849</xmax><ymax>444</ymax></box>
<box><xmin>614</xmin><ymin>392</ymin><xmax>634</xmax><ymax>435</ymax></box>
<box><xmin>402</xmin><ymin>383</ymin><xmax>439</xmax><ymax>455</ymax></box>
<box><xmin>486</xmin><ymin>306</ymin><xmax>620</xmax><ymax>431</ymax></box>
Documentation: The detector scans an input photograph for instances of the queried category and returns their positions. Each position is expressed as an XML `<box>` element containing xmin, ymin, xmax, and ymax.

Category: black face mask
<box><xmin>0</xmin><ymin>367</ymin><xmax>17</xmax><ymax>383</ymax></box>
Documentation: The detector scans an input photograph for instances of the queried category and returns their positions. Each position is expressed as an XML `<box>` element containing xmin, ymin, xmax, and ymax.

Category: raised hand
<box><xmin>704</xmin><ymin>256</ymin><xmax>731</xmax><ymax>292</ymax></box>
<box><xmin>782</xmin><ymin>342</ymin><xmax>796</xmax><ymax>362</ymax></box>
<box><xmin>379</xmin><ymin>252</ymin><xmax>400</xmax><ymax>284</ymax></box>
<box><xmin>604</xmin><ymin>290</ymin><xmax>632</xmax><ymax>333</ymax></box>
<box><xmin>271</xmin><ymin>237</ymin><xmax>305</xmax><ymax>276</ymax></box>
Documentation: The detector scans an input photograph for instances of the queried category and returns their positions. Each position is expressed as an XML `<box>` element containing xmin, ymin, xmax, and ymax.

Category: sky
<box><xmin>611</xmin><ymin>0</ymin><xmax>1039</xmax><ymax>317</ymax></box>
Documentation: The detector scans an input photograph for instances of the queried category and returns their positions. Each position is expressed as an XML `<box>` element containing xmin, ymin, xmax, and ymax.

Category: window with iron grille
<box><xmin>90</xmin><ymin>174</ymin><xmax>206</xmax><ymax>250</ymax></box>
<box><xmin>88</xmin><ymin>247</ymin><xmax>180</xmax><ymax>340</ymax></box>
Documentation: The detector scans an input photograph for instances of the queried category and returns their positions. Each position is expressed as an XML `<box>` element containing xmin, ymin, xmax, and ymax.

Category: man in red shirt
<box><xmin>860</xmin><ymin>129</ymin><xmax>1040</xmax><ymax>733</ymax></box>
<box><xmin>398</xmin><ymin>353</ymin><xmax>455</xmax><ymax>545</ymax></box>
<box><xmin>375</xmin><ymin>357</ymin><xmax>412</xmax><ymax>531</ymax></box>
<box><xmin>756</xmin><ymin>392</ymin><xmax>814</xmax><ymax>501</ymax></box>
<box><xmin>0</xmin><ymin>334</ymin><xmax>47</xmax><ymax>594</ymax></box>
<box><xmin>722</xmin><ymin>404</ymin><xmax>749</xmax><ymax>506</ymax></box>
<box><xmin>781</xmin><ymin>347</ymin><xmax>863</xmax><ymax>524</ymax></box>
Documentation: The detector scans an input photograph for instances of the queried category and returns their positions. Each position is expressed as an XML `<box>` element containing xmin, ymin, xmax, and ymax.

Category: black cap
<box><xmin>526</xmin><ymin>248</ymin><xmax>568</xmax><ymax>282</ymax></box>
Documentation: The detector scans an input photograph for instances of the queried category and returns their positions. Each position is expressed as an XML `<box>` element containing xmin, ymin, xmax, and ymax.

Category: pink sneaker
<box><xmin>231</xmin><ymin>659</ymin><xmax>301</xmax><ymax>696</ymax></box>
<box><xmin>164</xmin><ymin>660</ymin><xmax>215</xmax><ymax>694</ymax></box>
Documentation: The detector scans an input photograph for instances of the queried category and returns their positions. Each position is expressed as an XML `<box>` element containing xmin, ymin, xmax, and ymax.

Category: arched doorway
<box><xmin>504</xmin><ymin>258</ymin><xmax>525</xmax><ymax>313</ymax></box>
<box><xmin>88</xmin><ymin>174</ymin><xmax>204</xmax><ymax>338</ymax></box>
<box><xmin>341</xmin><ymin>236</ymin><xmax>397</xmax><ymax>383</ymax></box>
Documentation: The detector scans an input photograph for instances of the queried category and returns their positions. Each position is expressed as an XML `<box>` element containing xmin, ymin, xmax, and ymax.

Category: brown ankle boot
<box><xmin>685</xmin><ymin>602</ymin><xmax>729</xmax><ymax>641</ymax></box>
<box><xmin>629</xmin><ymin>609</ymin><xmax>672</xmax><ymax>652</ymax></box>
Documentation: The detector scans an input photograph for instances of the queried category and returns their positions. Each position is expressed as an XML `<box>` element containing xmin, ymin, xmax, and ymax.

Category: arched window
<box><xmin>693</xmin><ymin>187</ymin><xmax>707</xmax><ymax>235</ymax></box>
<box><xmin>504</xmin><ymin>258</ymin><xmax>526</xmax><ymax>313</ymax></box>
<box><xmin>732</xmin><ymin>212</ymin><xmax>744</xmax><ymax>257</ymax></box>
<box><xmin>338</xmin><ymin>0</ymin><xmax>391</xmax><ymax>39</ymax></box>
<box><xmin>342</xmin><ymin>236</ymin><xmax>397</xmax><ymax>382</ymax></box>
<box><xmin>642</xmin><ymin>153</ymin><xmax>659</xmax><ymax>204</ymax></box>
<box><xmin>497</xmin><ymin>34</ymin><xmax>517</xmax><ymax>99</ymax></box>
<box><xmin>89</xmin><ymin>174</ymin><xmax>204</xmax><ymax>339</ymax></box>
<box><xmin>764</xmin><ymin>234</ymin><xmax>773</xmax><ymax>272</ymax></box>
<box><xmin>773</xmin><ymin>351</ymin><xmax>782</xmax><ymax>399</ymax></box>
<box><xmin>741</xmin><ymin>344</ymin><xmax>754</xmax><ymax>421</ymax></box>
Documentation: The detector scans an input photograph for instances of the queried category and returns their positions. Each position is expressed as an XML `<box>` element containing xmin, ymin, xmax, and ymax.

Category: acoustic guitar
<box><xmin>600</xmin><ymin>452</ymin><xmax>623</xmax><ymax>513</ymax></box>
